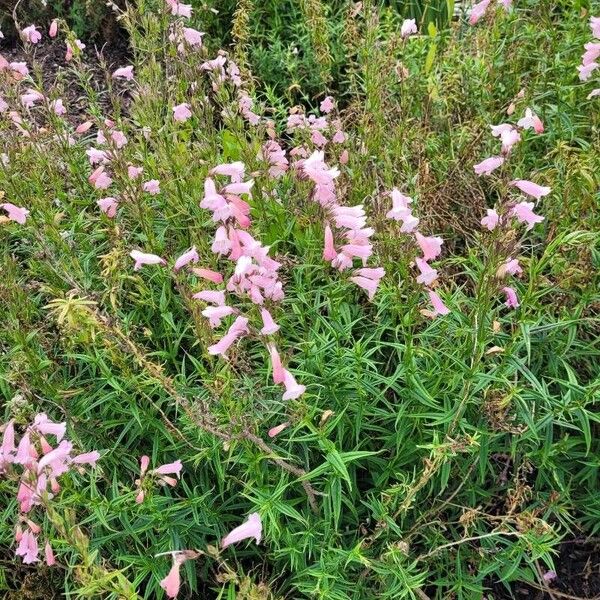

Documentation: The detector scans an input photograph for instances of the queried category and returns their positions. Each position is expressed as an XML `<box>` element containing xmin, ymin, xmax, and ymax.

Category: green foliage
<box><xmin>1</xmin><ymin>0</ymin><xmax>599</xmax><ymax>599</ymax></box>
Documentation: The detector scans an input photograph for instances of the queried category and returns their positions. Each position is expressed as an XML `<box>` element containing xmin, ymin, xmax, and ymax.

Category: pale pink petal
<box><xmin>260</xmin><ymin>308</ymin><xmax>280</xmax><ymax>335</ymax></box>
<box><xmin>268</xmin><ymin>422</ymin><xmax>289</xmax><ymax>438</ymax></box>
<box><xmin>174</xmin><ymin>246</ymin><xmax>199</xmax><ymax>271</ymax></box>
<box><xmin>221</xmin><ymin>513</ymin><xmax>262</xmax><ymax>548</ymax></box>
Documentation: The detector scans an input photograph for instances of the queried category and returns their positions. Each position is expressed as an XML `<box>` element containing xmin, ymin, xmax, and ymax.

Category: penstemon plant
<box><xmin>1</xmin><ymin>1</ymin><xmax>598</xmax><ymax>599</ymax></box>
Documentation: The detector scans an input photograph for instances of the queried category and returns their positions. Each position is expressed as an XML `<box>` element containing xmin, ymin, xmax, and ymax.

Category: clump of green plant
<box><xmin>0</xmin><ymin>1</ymin><xmax>599</xmax><ymax>599</ymax></box>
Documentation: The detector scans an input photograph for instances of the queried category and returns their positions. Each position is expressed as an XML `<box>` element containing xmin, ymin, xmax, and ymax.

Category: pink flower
<box><xmin>20</xmin><ymin>89</ymin><xmax>44</xmax><ymax>109</ymax></box>
<box><xmin>174</xmin><ymin>246</ymin><xmax>199</xmax><ymax>271</ymax></box>
<box><xmin>517</xmin><ymin>108</ymin><xmax>544</xmax><ymax>134</ymax></box>
<box><xmin>130</xmin><ymin>250</ymin><xmax>166</xmax><ymax>270</ymax></box>
<box><xmin>128</xmin><ymin>165</ymin><xmax>143</xmax><ymax>180</ymax></box>
<box><xmin>90</xmin><ymin>167</ymin><xmax>113</xmax><ymax>190</ymax></box>
<box><xmin>323</xmin><ymin>225</ymin><xmax>337</xmax><ymax>261</ymax></box>
<box><xmin>160</xmin><ymin>554</ymin><xmax>185</xmax><ymax>598</ymax></box>
<box><xmin>577</xmin><ymin>62</ymin><xmax>599</xmax><ymax>81</ymax></box>
<box><xmin>320</xmin><ymin>96</ymin><xmax>335</xmax><ymax>113</ymax></box>
<box><xmin>143</xmin><ymin>180</ymin><xmax>161</xmax><ymax>195</ymax></box>
<box><xmin>496</xmin><ymin>258</ymin><xmax>522</xmax><ymax>278</ymax></box>
<box><xmin>510</xmin><ymin>179</ymin><xmax>551</xmax><ymax>199</ymax></box>
<box><xmin>112</xmin><ymin>66</ymin><xmax>134</xmax><ymax>81</ymax></box>
<box><xmin>140</xmin><ymin>455</ymin><xmax>150</xmax><ymax>476</ymax></box>
<box><xmin>33</xmin><ymin>413</ymin><xmax>67</xmax><ymax>442</ymax></box>
<box><xmin>22</xmin><ymin>25</ymin><xmax>41</xmax><ymax>44</ymax></box>
<box><xmin>223</xmin><ymin>180</ymin><xmax>254</xmax><ymax>196</ymax></box>
<box><xmin>474</xmin><ymin>155</ymin><xmax>504</xmax><ymax>176</ymax></box>
<box><xmin>591</xmin><ymin>16</ymin><xmax>600</xmax><ymax>39</ymax></box>
<box><xmin>267</xmin><ymin>343</ymin><xmax>285</xmax><ymax>384</ymax></box>
<box><xmin>76</xmin><ymin>120</ymin><xmax>93</xmax><ymax>134</ymax></box>
<box><xmin>311</xmin><ymin>129</ymin><xmax>328</xmax><ymax>147</ymax></box>
<box><xmin>481</xmin><ymin>208</ymin><xmax>500</xmax><ymax>231</ymax></box>
<box><xmin>340</xmin><ymin>149</ymin><xmax>349</xmax><ymax>164</ymax></box>
<box><xmin>111</xmin><ymin>130</ymin><xmax>127</xmax><ymax>149</ymax></box>
<box><xmin>168</xmin><ymin>1</ymin><xmax>192</xmax><ymax>18</ymax></box>
<box><xmin>500</xmin><ymin>127</ymin><xmax>521</xmax><ymax>154</ymax></box>
<box><xmin>37</xmin><ymin>440</ymin><xmax>73</xmax><ymax>476</ymax></box>
<box><xmin>153</xmin><ymin>460</ymin><xmax>182</xmax><ymax>477</ymax></box>
<box><xmin>1</xmin><ymin>202</ymin><xmax>30</xmax><ymax>224</ymax></box>
<box><xmin>332</xmin><ymin>130</ymin><xmax>346</xmax><ymax>144</ymax></box>
<box><xmin>581</xmin><ymin>42</ymin><xmax>600</xmax><ymax>67</ymax></box>
<box><xmin>401</xmin><ymin>19</ymin><xmax>418</xmax><ymax>38</ymax></box>
<box><xmin>49</xmin><ymin>20</ymin><xmax>58</xmax><ymax>38</ymax></box>
<box><xmin>582</xmin><ymin>41</ymin><xmax>600</xmax><ymax>64</ymax></box>
<box><xmin>86</xmin><ymin>148</ymin><xmax>108</xmax><ymax>165</ymax></box>
<box><xmin>207</xmin><ymin>316</ymin><xmax>248</xmax><ymax>356</ymax></box>
<box><xmin>415</xmin><ymin>232</ymin><xmax>443</xmax><ymax>261</ymax></box>
<box><xmin>201</xmin><ymin>305</ymin><xmax>235</xmax><ymax>328</ymax></box>
<box><xmin>469</xmin><ymin>0</ymin><xmax>491</xmax><ymax>25</ymax></box>
<box><xmin>192</xmin><ymin>268</ymin><xmax>224</xmax><ymax>284</ymax></box>
<box><xmin>511</xmin><ymin>201</ymin><xmax>544</xmax><ymax>230</ymax></box>
<box><xmin>44</xmin><ymin>541</ymin><xmax>56</xmax><ymax>566</ymax></box>
<box><xmin>173</xmin><ymin>103</ymin><xmax>192</xmax><ymax>122</ymax></box>
<box><xmin>268</xmin><ymin>422</ymin><xmax>289</xmax><ymax>438</ymax></box>
<box><xmin>415</xmin><ymin>258</ymin><xmax>438</xmax><ymax>286</ymax></box>
<box><xmin>97</xmin><ymin>197</ymin><xmax>118</xmax><ymax>218</ymax></box>
<box><xmin>221</xmin><ymin>513</ymin><xmax>262</xmax><ymax>549</ymax></box>
<box><xmin>210</xmin><ymin>162</ymin><xmax>245</xmax><ymax>182</ymax></box>
<box><xmin>192</xmin><ymin>290</ymin><xmax>226</xmax><ymax>305</ymax></box>
<box><xmin>71</xmin><ymin>451</ymin><xmax>100</xmax><ymax>466</ymax></box>
<box><xmin>543</xmin><ymin>570</ymin><xmax>557</xmax><ymax>583</ymax></box>
<box><xmin>502</xmin><ymin>286</ymin><xmax>519</xmax><ymax>309</ymax></box>
<box><xmin>51</xmin><ymin>99</ymin><xmax>66</xmax><ymax>116</ymax></box>
<box><xmin>183</xmin><ymin>27</ymin><xmax>204</xmax><ymax>47</ymax></box>
<box><xmin>350</xmin><ymin>267</ymin><xmax>385</xmax><ymax>300</ymax></box>
<box><xmin>428</xmin><ymin>290</ymin><xmax>450</xmax><ymax>316</ymax></box>
<box><xmin>16</xmin><ymin>530</ymin><xmax>39</xmax><ymax>564</ymax></box>
<box><xmin>587</xmin><ymin>88</ymin><xmax>600</xmax><ymax>99</ymax></box>
<box><xmin>10</xmin><ymin>62</ymin><xmax>29</xmax><ymax>76</ymax></box>
<box><xmin>260</xmin><ymin>308</ymin><xmax>280</xmax><ymax>335</ymax></box>
<box><xmin>282</xmin><ymin>369</ymin><xmax>306</xmax><ymax>400</ymax></box>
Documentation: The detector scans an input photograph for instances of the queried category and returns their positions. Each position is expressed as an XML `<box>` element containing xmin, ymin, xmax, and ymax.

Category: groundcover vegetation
<box><xmin>0</xmin><ymin>0</ymin><xmax>599</xmax><ymax>598</ymax></box>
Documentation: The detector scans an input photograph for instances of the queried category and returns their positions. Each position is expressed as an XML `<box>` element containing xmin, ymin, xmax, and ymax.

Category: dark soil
<box><xmin>488</xmin><ymin>538</ymin><xmax>600</xmax><ymax>599</ymax></box>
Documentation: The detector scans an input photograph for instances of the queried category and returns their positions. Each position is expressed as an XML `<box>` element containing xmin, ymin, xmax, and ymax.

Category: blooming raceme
<box><xmin>0</xmin><ymin>414</ymin><xmax>99</xmax><ymax>564</ymax></box>
<box><xmin>298</xmin><ymin>148</ymin><xmax>385</xmax><ymax>300</ymax></box>
<box><xmin>476</xmin><ymin>115</ymin><xmax>549</xmax><ymax>310</ymax></box>
<box><xmin>384</xmin><ymin>189</ymin><xmax>449</xmax><ymax>317</ymax></box>
<box><xmin>578</xmin><ymin>17</ymin><xmax>600</xmax><ymax>95</ymax></box>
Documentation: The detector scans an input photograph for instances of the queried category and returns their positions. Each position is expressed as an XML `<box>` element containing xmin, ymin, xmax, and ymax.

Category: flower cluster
<box><xmin>0</xmin><ymin>415</ymin><xmax>99</xmax><ymax>565</ymax></box>
<box><xmin>194</xmin><ymin>162</ymin><xmax>306</xmax><ymax>399</ymax></box>
<box><xmin>299</xmin><ymin>150</ymin><xmax>385</xmax><ymax>300</ymax></box>
<box><xmin>474</xmin><ymin>110</ymin><xmax>550</xmax><ymax>309</ymax></box>
<box><xmin>385</xmin><ymin>189</ymin><xmax>449</xmax><ymax>317</ymax></box>
<box><xmin>578</xmin><ymin>16</ymin><xmax>600</xmax><ymax>99</ymax></box>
